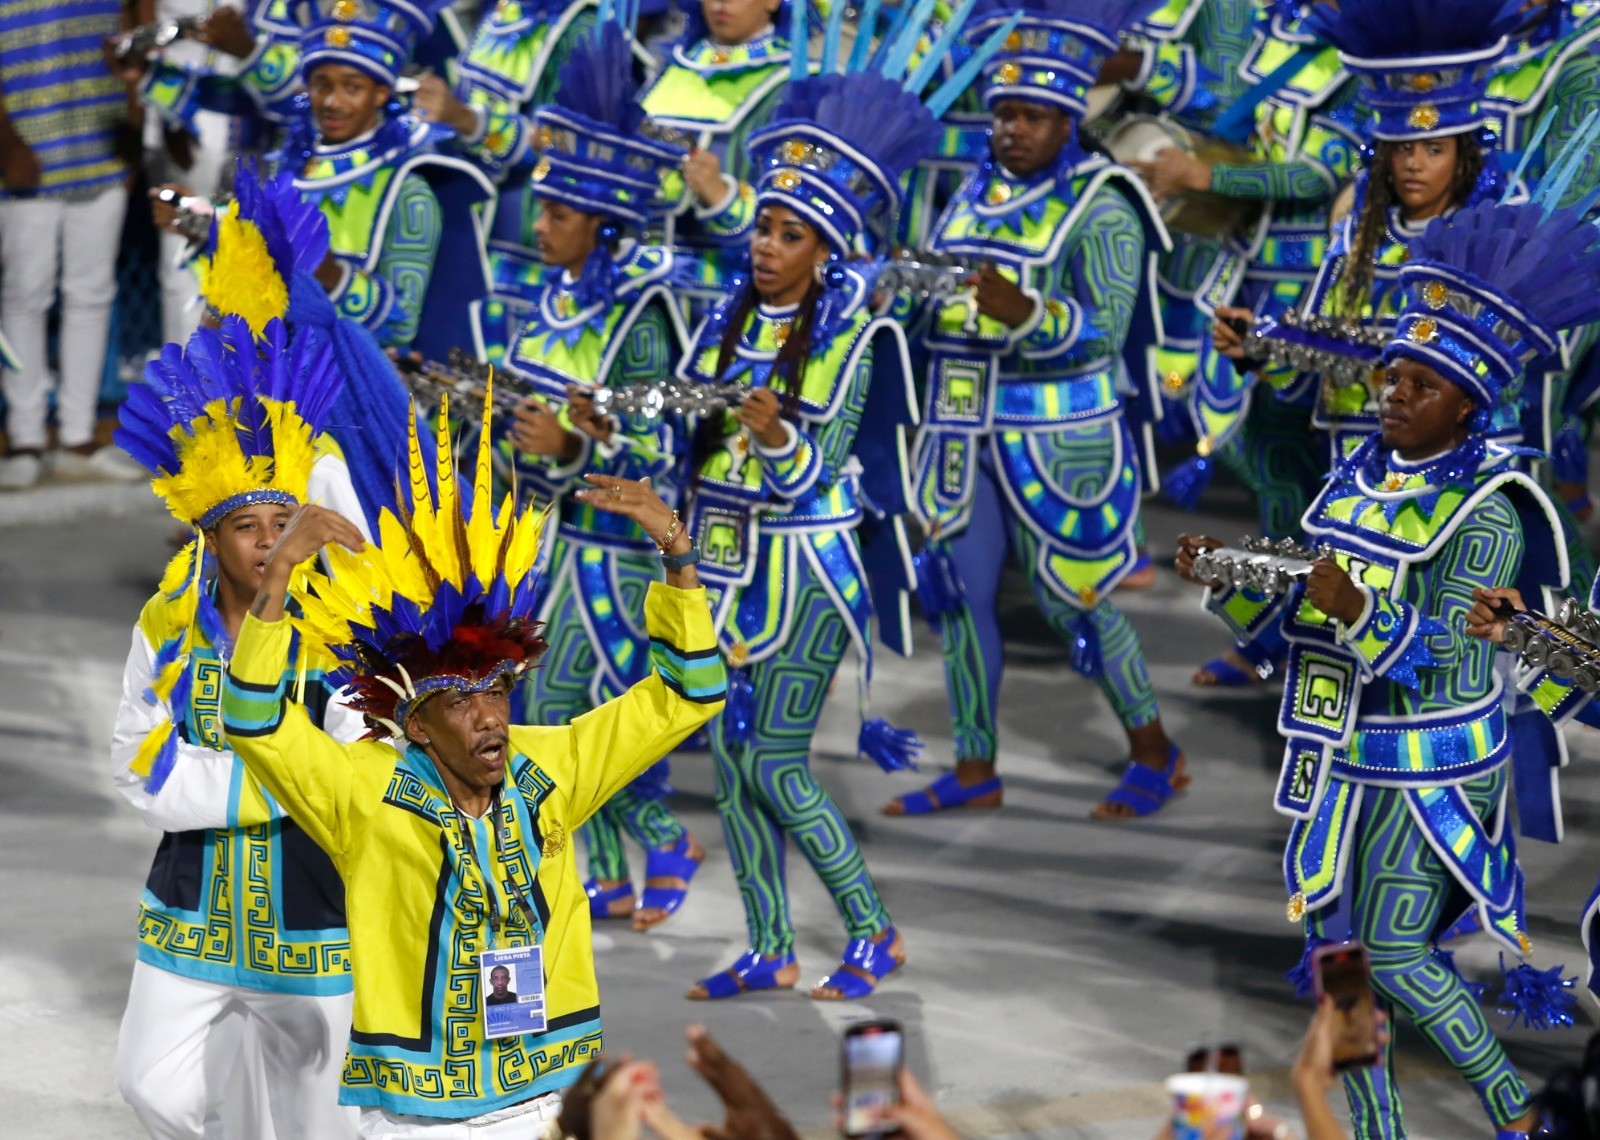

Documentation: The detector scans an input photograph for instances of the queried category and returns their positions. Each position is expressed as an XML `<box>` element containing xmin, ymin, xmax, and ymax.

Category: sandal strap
<box><xmin>642</xmin><ymin>834</ymin><xmax>702</xmax><ymax>884</ymax></box>
<box><xmin>842</xmin><ymin>927</ymin><xmax>900</xmax><ymax>979</ymax></box>
<box><xmin>1103</xmin><ymin>761</ymin><xmax>1177</xmax><ymax>814</ymax></box>
<box><xmin>896</xmin><ymin>772</ymin><xmax>1002</xmax><ymax>815</ymax></box>
<box><xmin>696</xmin><ymin>950</ymin><xmax>795</xmax><ymax>1000</ymax></box>
<box><xmin>585</xmin><ymin>879</ymin><xmax>635</xmax><ymax>916</ymax></box>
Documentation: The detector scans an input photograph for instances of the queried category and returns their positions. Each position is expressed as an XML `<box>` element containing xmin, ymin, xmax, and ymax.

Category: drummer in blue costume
<box><xmin>675</xmin><ymin>0</ymin><xmax>1005</xmax><ymax>999</ymax></box>
<box><xmin>495</xmin><ymin>14</ymin><xmax>707</xmax><ymax>930</ymax></box>
<box><xmin>1177</xmin><ymin>194</ymin><xmax>1600</xmax><ymax>1140</ymax></box>
<box><xmin>1105</xmin><ymin>0</ymin><xmax>1256</xmax><ymax>448</ymax></box>
<box><xmin>1140</xmin><ymin>4</ymin><xmax>1363</xmax><ymax>527</ymax></box>
<box><xmin>274</xmin><ymin>0</ymin><xmax>496</xmax><ymax>360</ymax></box>
<box><xmin>883</xmin><ymin>0</ymin><xmax>1191</xmax><ymax>821</ymax></box>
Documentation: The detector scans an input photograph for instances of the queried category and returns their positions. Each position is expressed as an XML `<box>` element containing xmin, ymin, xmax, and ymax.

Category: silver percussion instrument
<box><xmin>591</xmin><ymin>378</ymin><xmax>746</xmax><ymax>421</ymax></box>
<box><xmin>1192</xmin><ymin>536</ymin><xmax>1331</xmax><ymax>596</ymax></box>
<box><xmin>115</xmin><ymin>16</ymin><xmax>200</xmax><ymax>59</ymax></box>
<box><xmin>876</xmin><ymin>250</ymin><xmax>981</xmax><ymax>303</ymax></box>
<box><xmin>1500</xmin><ymin>599</ymin><xmax>1600</xmax><ymax>692</ymax></box>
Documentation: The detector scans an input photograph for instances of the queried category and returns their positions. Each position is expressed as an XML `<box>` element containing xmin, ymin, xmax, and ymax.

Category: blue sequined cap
<box><xmin>1305</xmin><ymin>0</ymin><xmax>1522</xmax><ymax>141</ymax></box>
<box><xmin>295</xmin><ymin>0</ymin><xmax>453</xmax><ymax>87</ymax></box>
<box><xmin>968</xmin><ymin>0</ymin><xmax>1165</xmax><ymax>114</ymax></box>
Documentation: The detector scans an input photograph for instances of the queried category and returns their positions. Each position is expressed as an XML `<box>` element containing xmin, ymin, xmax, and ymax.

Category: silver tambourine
<box><xmin>115</xmin><ymin>16</ymin><xmax>200</xmax><ymax>59</ymax></box>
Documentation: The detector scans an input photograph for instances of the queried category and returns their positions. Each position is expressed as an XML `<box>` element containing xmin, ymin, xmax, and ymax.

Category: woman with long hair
<box><xmin>675</xmin><ymin>9</ymin><xmax>989</xmax><ymax>998</ymax></box>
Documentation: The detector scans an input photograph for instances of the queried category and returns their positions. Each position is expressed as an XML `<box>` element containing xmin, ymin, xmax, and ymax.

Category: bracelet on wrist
<box><xmin>652</xmin><ymin>510</ymin><xmax>683</xmax><ymax>553</ymax></box>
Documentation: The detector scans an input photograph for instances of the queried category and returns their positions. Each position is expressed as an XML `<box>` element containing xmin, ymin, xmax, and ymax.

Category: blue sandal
<box><xmin>812</xmin><ymin>927</ymin><xmax>905</xmax><ymax>1000</ymax></box>
<box><xmin>585</xmin><ymin>878</ymin><xmax>635</xmax><ymax>920</ymax></box>
<box><xmin>635</xmin><ymin>834</ymin><xmax>703</xmax><ymax>927</ymax></box>
<box><xmin>883</xmin><ymin>771</ymin><xmax>1002</xmax><ymax>816</ymax></box>
<box><xmin>1193</xmin><ymin>655</ymin><xmax>1258</xmax><ymax>687</ymax></box>
<box><xmin>689</xmin><ymin>950</ymin><xmax>797</xmax><ymax>1000</ymax></box>
<box><xmin>1093</xmin><ymin>746</ymin><xmax>1189</xmax><ymax>819</ymax></box>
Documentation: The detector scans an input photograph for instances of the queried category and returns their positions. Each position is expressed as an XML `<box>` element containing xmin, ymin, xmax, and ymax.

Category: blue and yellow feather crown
<box><xmin>291</xmin><ymin>381</ymin><xmax>549</xmax><ymax>737</ymax></box>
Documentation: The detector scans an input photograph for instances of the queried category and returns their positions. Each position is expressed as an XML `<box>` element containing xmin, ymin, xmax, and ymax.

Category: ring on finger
<box><xmin>609</xmin><ymin>485</ymin><xmax>623</xmax><ymax>502</ymax></box>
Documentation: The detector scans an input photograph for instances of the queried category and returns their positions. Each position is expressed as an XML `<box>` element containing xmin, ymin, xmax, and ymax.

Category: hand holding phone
<box><xmin>1312</xmin><ymin>942</ymin><xmax>1379</xmax><ymax>1070</ymax></box>
<box><xmin>842</xmin><ymin>1020</ymin><xmax>904</xmax><ymax>1138</ymax></box>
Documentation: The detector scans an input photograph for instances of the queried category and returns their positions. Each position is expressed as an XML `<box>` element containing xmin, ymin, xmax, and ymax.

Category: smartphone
<box><xmin>841</xmin><ymin>1019</ymin><xmax>904</xmax><ymax>1138</ymax></box>
<box><xmin>1312</xmin><ymin>942</ymin><xmax>1379</xmax><ymax>1070</ymax></box>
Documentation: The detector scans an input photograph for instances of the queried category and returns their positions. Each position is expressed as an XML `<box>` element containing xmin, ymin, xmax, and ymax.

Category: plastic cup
<box><xmin>1164</xmin><ymin>1072</ymin><xmax>1249</xmax><ymax>1140</ymax></box>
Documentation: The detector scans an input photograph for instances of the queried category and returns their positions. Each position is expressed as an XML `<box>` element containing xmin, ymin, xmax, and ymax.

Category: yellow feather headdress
<box><xmin>290</xmin><ymin>377</ymin><xmax>550</xmax><ymax>737</ymax></box>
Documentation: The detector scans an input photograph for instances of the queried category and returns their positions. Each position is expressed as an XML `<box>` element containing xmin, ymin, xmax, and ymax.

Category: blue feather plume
<box><xmin>1303</xmin><ymin>0</ymin><xmax>1522</xmax><ymax>59</ymax></box>
<box><xmin>1410</xmin><ymin>202</ymin><xmax>1600</xmax><ymax>342</ymax></box>
<box><xmin>858</xmin><ymin>717</ymin><xmax>922</xmax><ymax>772</ymax></box>
<box><xmin>772</xmin><ymin>72</ymin><xmax>943</xmax><ymax>185</ymax></box>
<box><xmin>1496</xmin><ymin>955</ymin><xmax>1579</xmax><ymax>1030</ymax></box>
<box><xmin>555</xmin><ymin>23</ymin><xmax>647</xmax><ymax>135</ymax></box>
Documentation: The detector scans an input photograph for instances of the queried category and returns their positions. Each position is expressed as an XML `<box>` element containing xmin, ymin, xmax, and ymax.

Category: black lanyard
<box><xmin>454</xmin><ymin>793</ymin><xmax>539</xmax><ymax>945</ymax></box>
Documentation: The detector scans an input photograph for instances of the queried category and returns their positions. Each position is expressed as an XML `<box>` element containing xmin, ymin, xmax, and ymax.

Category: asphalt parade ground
<box><xmin>3</xmin><ymin>474</ymin><xmax>1596</xmax><ymax>1138</ymax></box>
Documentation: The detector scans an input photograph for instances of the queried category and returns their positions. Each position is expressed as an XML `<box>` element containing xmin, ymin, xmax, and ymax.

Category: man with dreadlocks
<box><xmin>218</xmin><ymin>388</ymin><xmax>725</xmax><ymax>1134</ymax></box>
<box><xmin>1178</xmin><ymin>194</ymin><xmax>1600</xmax><ymax>1139</ymax></box>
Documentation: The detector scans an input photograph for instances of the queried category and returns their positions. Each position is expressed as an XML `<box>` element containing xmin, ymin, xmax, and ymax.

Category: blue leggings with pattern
<box><xmin>522</xmin><ymin>551</ymin><xmax>685</xmax><ymax>883</ymax></box>
<box><xmin>941</xmin><ymin>438</ymin><xmax>1161</xmax><ymax>762</ymax></box>
<box><xmin>1309</xmin><ymin>770</ymin><xmax>1531</xmax><ymax>1138</ymax></box>
<box><xmin>712</xmin><ymin>545</ymin><xmax>892</xmax><ymax>957</ymax></box>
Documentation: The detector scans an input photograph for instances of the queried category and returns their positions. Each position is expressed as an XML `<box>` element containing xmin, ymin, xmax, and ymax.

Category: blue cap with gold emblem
<box><xmin>295</xmin><ymin>0</ymin><xmax>453</xmax><ymax>88</ymax></box>
<box><xmin>968</xmin><ymin>0</ymin><xmax>1164</xmax><ymax>114</ymax></box>
<box><xmin>1304</xmin><ymin>0</ymin><xmax>1523</xmax><ymax>141</ymax></box>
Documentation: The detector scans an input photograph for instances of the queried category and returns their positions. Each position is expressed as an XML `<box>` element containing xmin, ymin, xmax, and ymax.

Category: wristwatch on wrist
<box><xmin>660</xmin><ymin>544</ymin><xmax>700</xmax><ymax>573</ymax></box>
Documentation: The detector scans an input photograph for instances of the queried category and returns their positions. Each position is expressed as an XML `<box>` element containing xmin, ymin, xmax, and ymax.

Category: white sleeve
<box><xmin>323</xmin><ymin>685</ymin><xmax>370</xmax><ymax>745</ymax></box>
<box><xmin>111</xmin><ymin>626</ymin><xmax>271</xmax><ymax>833</ymax></box>
<box><xmin>307</xmin><ymin>452</ymin><xmax>374</xmax><ymax>542</ymax></box>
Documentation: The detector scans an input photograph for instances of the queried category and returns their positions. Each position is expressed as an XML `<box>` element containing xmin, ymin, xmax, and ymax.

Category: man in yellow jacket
<box><xmin>220</xmin><ymin>400</ymin><xmax>726</xmax><ymax>1137</ymax></box>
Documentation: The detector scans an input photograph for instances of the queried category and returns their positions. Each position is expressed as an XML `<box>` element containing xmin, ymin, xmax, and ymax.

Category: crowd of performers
<box><xmin>97</xmin><ymin>0</ymin><xmax>1600</xmax><ymax>1136</ymax></box>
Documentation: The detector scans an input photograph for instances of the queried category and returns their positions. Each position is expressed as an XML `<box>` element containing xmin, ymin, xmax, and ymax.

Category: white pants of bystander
<box><xmin>0</xmin><ymin>186</ymin><xmax>129</xmax><ymax>450</ymax></box>
<box><xmin>154</xmin><ymin>109</ymin><xmax>235</xmax><ymax>345</ymax></box>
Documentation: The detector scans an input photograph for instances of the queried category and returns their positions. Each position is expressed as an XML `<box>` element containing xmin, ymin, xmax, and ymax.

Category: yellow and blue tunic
<box><xmin>112</xmin><ymin>589</ymin><xmax>355</xmax><ymax>996</ymax></box>
<box><xmin>220</xmin><ymin>584</ymin><xmax>725</xmax><ymax>1118</ymax></box>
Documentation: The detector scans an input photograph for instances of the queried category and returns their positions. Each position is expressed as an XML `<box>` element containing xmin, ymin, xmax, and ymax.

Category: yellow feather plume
<box><xmin>150</xmin><ymin>397</ymin><xmax>317</xmax><ymax>528</ymax></box>
<box><xmin>194</xmin><ymin>208</ymin><xmax>289</xmax><ymax>336</ymax></box>
<box><xmin>287</xmin><ymin>392</ymin><xmax>549</xmax><ymax>663</ymax></box>
<box><xmin>128</xmin><ymin>720</ymin><xmax>175</xmax><ymax>780</ymax></box>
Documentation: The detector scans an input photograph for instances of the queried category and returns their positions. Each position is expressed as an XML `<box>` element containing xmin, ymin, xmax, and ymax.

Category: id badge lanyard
<box><xmin>456</xmin><ymin>792</ymin><xmax>540</xmax><ymax>948</ymax></box>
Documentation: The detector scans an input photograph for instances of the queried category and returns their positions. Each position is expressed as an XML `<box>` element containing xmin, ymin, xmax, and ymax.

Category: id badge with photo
<box><xmin>480</xmin><ymin>944</ymin><xmax>547</xmax><ymax>1040</ymax></box>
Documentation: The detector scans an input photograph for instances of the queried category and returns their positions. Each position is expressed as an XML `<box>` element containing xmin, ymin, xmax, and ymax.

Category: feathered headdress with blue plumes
<box><xmin>968</xmin><ymin>0</ymin><xmax>1165</xmax><ymax>113</ymax></box>
<box><xmin>197</xmin><ymin>162</ymin><xmax>329</xmax><ymax>337</ymax></box>
<box><xmin>746</xmin><ymin>0</ymin><xmax>1021</xmax><ymax>256</ymax></box>
<box><xmin>529</xmin><ymin>2</ymin><xmax>685</xmax><ymax>230</ymax></box>
<box><xmin>1386</xmin><ymin>144</ymin><xmax>1600</xmax><ymax>415</ymax></box>
<box><xmin>117</xmin><ymin>317</ymin><xmax>342</xmax><ymax>531</ymax></box>
<box><xmin>295</xmin><ymin>0</ymin><xmax>456</xmax><ymax>87</ymax></box>
<box><xmin>115</xmin><ymin>318</ymin><xmax>345</xmax><ymax>791</ymax></box>
<box><xmin>1304</xmin><ymin>0</ymin><xmax>1522</xmax><ymax>141</ymax></box>
<box><xmin>199</xmin><ymin>161</ymin><xmax>410</xmax><ymax>534</ymax></box>
<box><xmin>290</xmin><ymin>382</ymin><xmax>549</xmax><ymax>737</ymax></box>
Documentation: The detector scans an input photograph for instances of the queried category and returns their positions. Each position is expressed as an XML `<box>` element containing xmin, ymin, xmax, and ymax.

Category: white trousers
<box><xmin>116</xmin><ymin>960</ymin><xmax>358</xmax><ymax>1140</ymax></box>
<box><xmin>0</xmin><ymin>185</ymin><xmax>129</xmax><ymax>450</ymax></box>
<box><xmin>358</xmin><ymin>1093</ymin><xmax>563</xmax><ymax>1138</ymax></box>
<box><xmin>154</xmin><ymin>109</ymin><xmax>235</xmax><ymax>344</ymax></box>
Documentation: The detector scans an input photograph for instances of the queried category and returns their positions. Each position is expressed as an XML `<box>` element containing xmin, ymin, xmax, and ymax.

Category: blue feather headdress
<box><xmin>296</xmin><ymin>0</ymin><xmax>456</xmax><ymax>87</ymax></box>
<box><xmin>1387</xmin><ymin>200</ymin><xmax>1600</xmax><ymax>413</ymax></box>
<box><xmin>746</xmin><ymin>0</ymin><xmax>1020</xmax><ymax>255</ymax></box>
<box><xmin>968</xmin><ymin>0</ymin><xmax>1165</xmax><ymax>113</ymax></box>
<box><xmin>529</xmin><ymin>12</ymin><xmax>685</xmax><ymax>230</ymax></box>
<box><xmin>115</xmin><ymin>317</ymin><xmax>342</xmax><ymax>530</ymax></box>
<box><xmin>1304</xmin><ymin>0</ymin><xmax>1521</xmax><ymax>141</ymax></box>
